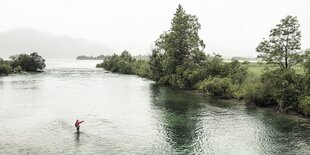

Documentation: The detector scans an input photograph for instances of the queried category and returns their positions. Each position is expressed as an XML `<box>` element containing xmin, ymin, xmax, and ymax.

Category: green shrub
<box><xmin>170</xmin><ymin>62</ymin><xmax>205</xmax><ymax>89</ymax></box>
<box><xmin>0</xmin><ymin>64</ymin><xmax>13</xmax><ymax>75</ymax></box>
<box><xmin>10</xmin><ymin>52</ymin><xmax>45</xmax><ymax>72</ymax></box>
<box><xmin>201</xmin><ymin>54</ymin><xmax>226</xmax><ymax>78</ymax></box>
<box><xmin>99</xmin><ymin>51</ymin><xmax>135</xmax><ymax>74</ymax></box>
<box><xmin>195</xmin><ymin>77</ymin><xmax>233</xmax><ymax>98</ymax></box>
<box><xmin>97</xmin><ymin>51</ymin><xmax>152</xmax><ymax>78</ymax></box>
<box><xmin>261</xmin><ymin>69</ymin><xmax>306</xmax><ymax>109</ymax></box>
<box><xmin>242</xmin><ymin>60</ymin><xmax>250</xmax><ymax>65</ymax></box>
<box><xmin>96</xmin><ymin>63</ymin><xmax>103</xmax><ymax>68</ymax></box>
<box><xmin>132</xmin><ymin>59</ymin><xmax>151</xmax><ymax>78</ymax></box>
<box><xmin>299</xmin><ymin>96</ymin><xmax>310</xmax><ymax>116</ymax></box>
<box><xmin>116</xmin><ymin>60</ymin><xmax>133</xmax><ymax>74</ymax></box>
<box><xmin>13</xmin><ymin>66</ymin><xmax>23</xmax><ymax>73</ymax></box>
<box><xmin>226</xmin><ymin>59</ymin><xmax>248</xmax><ymax>84</ymax></box>
<box><xmin>240</xmin><ymin>82</ymin><xmax>277</xmax><ymax>106</ymax></box>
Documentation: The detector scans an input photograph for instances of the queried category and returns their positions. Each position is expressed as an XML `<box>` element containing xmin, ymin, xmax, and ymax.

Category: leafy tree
<box><xmin>225</xmin><ymin>59</ymin><xmax>248</xmax><ymax>84</ymax></box>
<box><xmin>257</xmin><ymin>15</ymin><xmax>302</xmax><ymax>69</ymax></box>
<box><xmin>132</xmin><ymin>59</ymin><xmax>151</xmax><ymax>78</ymax></box>
<box><xmin>10</xmin><ymin>52</ymin><xmax>46</xmax><ymax>72</ymax></box>
<box><xmin>1</xmin><ymin>52</ymin><xmax>45</xmax><ymax>74</ymax></box>
<box><xmin>299</xmin><ymin>96</ymin><xmax>310</xmax><ymax>116</ymax></box>
<box><xmin>200</xmin><ymin>54</ymin><xmax>225</xmax><ymax>78</ymax></box>
<box><xmin>98</xmin><ymin>51</ymin><xmax>152</xmax><ymax>76</ymax></box>
<box><xmin>149</xmin><ymin>49</ymin><xmax>164</xmax><ymax>81</ymax></box>
<box><xmin>0</xmin><ymin>58</ymin><xmax>13</xmax><ymax>75</ymax></box>
<box><xmin>303</xmin><ymin>49</ymin><xmax>310</xmax><ymax>74</ymax></box>
<box><xmin>120</xmin><ymin>50</ymin><xmax>134</xmax><ymax>62</ymax></box>
<box><xmin>149</xmin><ymin>5</ymin><xmax>206</xmax><ymax>88</ymax></box>
<box><xmin>152</xmin><ymin>4</ymin><xmax>205</xmax><ymax>76</ymax></box>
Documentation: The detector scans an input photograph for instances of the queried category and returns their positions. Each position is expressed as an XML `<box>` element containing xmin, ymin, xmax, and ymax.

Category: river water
<box><xmin>0</xmin><ymin>59</ymin><xmax>310</xmax><ymax>155</ymax></box>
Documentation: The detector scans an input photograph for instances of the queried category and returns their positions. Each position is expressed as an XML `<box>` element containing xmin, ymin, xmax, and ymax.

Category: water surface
<box><xmin>0</xmin><ymin>59</ymin><xmax>310</xmax><ymax>154</ymax></box>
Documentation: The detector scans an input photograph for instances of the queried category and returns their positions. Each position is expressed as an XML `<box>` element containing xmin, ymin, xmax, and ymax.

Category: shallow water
<box><xmin>0</xmin><ymin>59</ymin><xmax>310</xmax><ymax>154</ymax></box>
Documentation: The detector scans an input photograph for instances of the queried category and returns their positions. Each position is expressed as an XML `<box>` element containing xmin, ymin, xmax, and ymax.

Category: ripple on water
<box><xmin>1</xmin><ymin>59</ymin><xmax>310</xmax><ymax>154</ymax></box>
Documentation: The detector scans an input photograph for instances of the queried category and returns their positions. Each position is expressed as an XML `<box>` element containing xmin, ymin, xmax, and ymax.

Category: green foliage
<box><xmin>132</xmin><ymin>59</ymin><xmax>151</xmax><ymax>78</ymax></box>
<box><xmin>150</xmin><ymin>5</ymin><xmax>205</xmax><ymax>85</ymax></box>
<box><xmin>96</xmin><ymin>63</ymin><xmax>103</xmax><ymax>68</ymax></box>
<box><xmin>148</xmin><ymin>6</ymin><xmax>249</xmax><ymax>91</ymax></box>
<box><xmin>176</xmin><ymin>61</ymin><xmax>205</xmax><ymax>88</ymax></box>
<box><xmin>257</xmin><ymin>15</ymin><xmax>303</xmax><ymax>69</ymax></box>
<box><xmin>303</xmin><ymin>49</ymin><xmax>310</xmax><ymax>75</ymax></box>
<box><xmin>77</xmin><ymin>55</ymin><xmax>105</xmax><ymax>60</ymax></box>
<box><xmin>94</xmin><ymin>7</ymin><xmax>309</xmax><ymax>117</ymax></box>
<box><xmin>200</xmin><ymin>54</ymin><xmax>225</xmax><ymax>78</ymax></box>
<box><xmin>195</xmin><ymin>77</ymin><xmax>233</xmax><ymax>98</ymax></box>
<box><xmin>149</xmin><ymin>49</ymin><xmax>164</xmax><ymax>81</ymax></box>
<box><xmin>10</xmin><ymin>52</ymin><xmax>46</xmax><ymax>72</ymax></box>
<box><xmin>13</xmin><ymin>66</ymin><xmax>23</xmax><ymax>73</ymax></box>
<box><xmin>239</xmin><ymin>82</ymin><xmax>276</xmax><ymax>106</ymax></box>
<box><xmin>0</xmin><ymin>63</ymin><xmax>13</xmax><ymax>75</ymax></box>
<box><xmin>225</xmin><ymin>59</ymin><xmax>248</xmax><ymax>84</ymax></box>
<box><xmin>99</xmin><ymin>52</ymin><xmax>134</xmax><ymax>74</ymax></box>
<box><xmin>0</xmin><ymin>58</ymin><xmax>13</xmax><ymax>75</ymax></box>
<box><xmin>97</xmin><ymin>51</ymin><xmax>151</xmax><ymax>78</ymax></box>
<box><xmin>238</xmin><ymin>82</ymin><xmax>263</xmax><ymax>103</ymax></box>
<box><xmin>299</xmin><ymin>96</ymin><xmax>310</xmax><ymax>116</ymax></box>
<box><xmin>242</xmin><ymin>60</ymin><xmax>250</xmax><ymax>65</ymax></box>
<box><xmin>261</xmin><ymin>69</ymin><xmax>306</xmax><ymax>109</ymax></box>
<box><xmin>97</xmin><ymin>52</ymin><xmax>130</xmax><ymax>74</ymax></box>
<box><xmin>1</xmin><ymin>52</ymin><xmax>45</xmax><ymax>75</ymax></box>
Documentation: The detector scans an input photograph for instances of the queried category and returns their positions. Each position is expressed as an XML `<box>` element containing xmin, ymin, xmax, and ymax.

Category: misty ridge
<box><xmin>0</xmin><ymin>28</ymin><xmax>110</xmax><ymax>58</ymax></box>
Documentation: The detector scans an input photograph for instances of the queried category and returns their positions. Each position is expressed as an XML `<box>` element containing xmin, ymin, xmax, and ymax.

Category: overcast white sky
<box><xmin>0</xmin><ymin>0</ymin><xmax>309</xmax><ymax>57</ymax></box>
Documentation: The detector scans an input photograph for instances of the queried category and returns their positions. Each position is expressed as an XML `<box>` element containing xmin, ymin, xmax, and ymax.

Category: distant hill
<box><xmin>0</xmin><ymin>28</ymin><xmax>110</xmax><ymax>58</ymax></box>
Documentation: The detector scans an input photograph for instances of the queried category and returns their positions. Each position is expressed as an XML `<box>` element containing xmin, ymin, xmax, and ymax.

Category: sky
<box><xmin>0</xmin><ymin>0</ymin><xmax>309</xmax><ymax>57</ymax></box>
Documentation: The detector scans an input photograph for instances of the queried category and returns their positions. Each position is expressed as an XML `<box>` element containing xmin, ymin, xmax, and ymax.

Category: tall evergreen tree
<box><xmin>151</xmin><ymin>5</ymin><xmax>205</xmax><ymax>76</ymax></box>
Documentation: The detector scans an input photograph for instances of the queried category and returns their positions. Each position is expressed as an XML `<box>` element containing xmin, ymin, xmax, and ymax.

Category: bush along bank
<box><xmin>97</xmin><ymin>5</ymin><xmax>310</xmax><ymax>117</ymax></box>
<box><xmin>0</xmin><ymin>52</ymin><xmax>46</xmax><ymax>75</ymax></box>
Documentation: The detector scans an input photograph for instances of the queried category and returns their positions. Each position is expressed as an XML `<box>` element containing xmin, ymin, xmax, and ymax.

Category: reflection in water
<box><xmin>150</xmin><ymin>84</ymin><xmax>206</xmax><ymax>154</ymax></box>
<box><xmin>75</xmin><ymin>132</ymin><xmax>80</xmax><ymax>146</ymax></box>
<box><xmin>254</xmin><ymin>110</ymin><xmax>310</xmax><ymax>154</ymax></box>
<box><xmin>150</xmin><ymin>84</ymin><xmax>310</xmax><ymax>154</ymax></box>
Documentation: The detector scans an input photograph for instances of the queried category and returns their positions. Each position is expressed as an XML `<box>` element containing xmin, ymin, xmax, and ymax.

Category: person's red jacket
<box><xmin>75</xmin><ymin>120</ymin><xmax>84</xmax><ymax>128</ymax></box>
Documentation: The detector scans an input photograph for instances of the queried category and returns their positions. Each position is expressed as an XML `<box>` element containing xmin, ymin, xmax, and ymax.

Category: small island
<box><xmin>0</xmin><ymin>52</ymin><xmax>46</xmax><ymax>75</ymax></box>
<box><xmin>76</xmin><ymin>55</ymin><xmax>105</xmax><ymax>60</ymax></box>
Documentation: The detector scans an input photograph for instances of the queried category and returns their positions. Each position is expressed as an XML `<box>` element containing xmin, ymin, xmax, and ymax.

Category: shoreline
<box><xmin>155</xmin><ymin>82</ymin><xmax>310</xmax><ymax>125</ymax></box>
<box><xmin>203</xmin><ymin>91</ymin><xmax>310</xmax><ymax>126</ymax></box>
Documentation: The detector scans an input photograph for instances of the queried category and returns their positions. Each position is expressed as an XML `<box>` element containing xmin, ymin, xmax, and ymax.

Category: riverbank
<box><xmin>151</xmin><ymin>81</ymin><xmax>310</xmax><ymax>130</ymax></box>
<box><xmin>183</xmin><ymin>87</ymin><xmax>310</xmax><ymax>129</ymax></box>
<box><xmin>97</xmin><ymin>50</ymin><xmax>310</xmax><ymax>118</ymax></box>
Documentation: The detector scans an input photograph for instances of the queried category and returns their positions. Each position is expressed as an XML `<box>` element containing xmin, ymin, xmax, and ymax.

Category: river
<box><xmin>0</xmin><ymin>59</ymin><xmax>310</xmax><ymax>154</ymax></box>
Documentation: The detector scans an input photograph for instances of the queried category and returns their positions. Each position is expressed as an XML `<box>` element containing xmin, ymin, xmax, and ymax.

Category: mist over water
<box><xmin>0</xmin><ymin>59</ymin><xmax>310</xmax><ymax>154</ymax></box>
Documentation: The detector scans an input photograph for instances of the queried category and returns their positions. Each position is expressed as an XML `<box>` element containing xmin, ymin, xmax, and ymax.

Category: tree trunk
<box><xmin>285</xmin><ymin>54</ymin><xmax>288</xmax><ymax>69</ymax></box>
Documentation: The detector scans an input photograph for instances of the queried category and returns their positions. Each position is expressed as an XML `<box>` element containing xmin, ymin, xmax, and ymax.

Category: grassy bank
<box><xmin>246</xmin><ymin>62</ymin><xmax>304</xmax><ymax>76</ymax></box>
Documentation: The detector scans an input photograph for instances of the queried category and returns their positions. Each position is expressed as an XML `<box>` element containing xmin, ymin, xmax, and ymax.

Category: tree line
<box><xmin>76</xmin><ymin>55</ymin><xmax>106</xmax><ymax>60</ymax></box>
<box><xmin>0</xmin><ymin>52</ymin><xmax>46</xmax><ymax>75</ymax></box>
<box><xmin>97</xmin><ymin>5</ymin><xmax>310</xmax><ymax>116</ymax></box>
<box><xmin>96</xmin><ymin>51</ymin><xmax>151</xmax><ymax>78</ymax></box>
